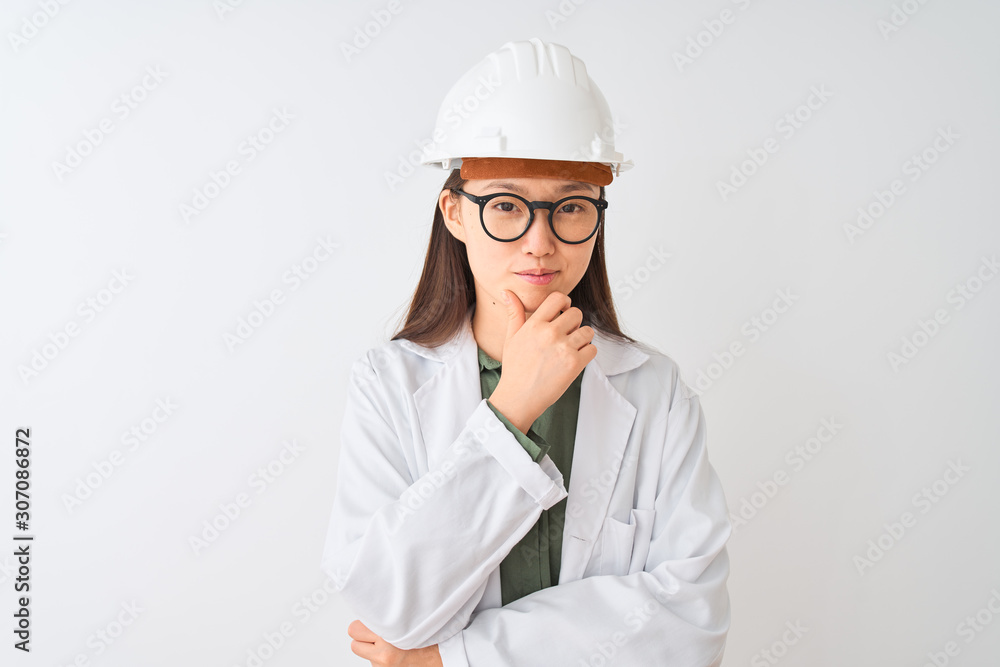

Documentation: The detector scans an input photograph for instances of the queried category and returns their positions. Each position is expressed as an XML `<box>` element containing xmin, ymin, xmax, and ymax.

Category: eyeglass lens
<box><xmin>482</xmin><ymin>196</ymin><xmax>599</xmax><ymax>242</ymax></box>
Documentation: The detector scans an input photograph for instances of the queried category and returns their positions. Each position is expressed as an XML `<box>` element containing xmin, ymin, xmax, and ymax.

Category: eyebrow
<box><xmin>482</xmin><ymin>181</ymin><xmax>599</xmax><ymax>196</ymax></box>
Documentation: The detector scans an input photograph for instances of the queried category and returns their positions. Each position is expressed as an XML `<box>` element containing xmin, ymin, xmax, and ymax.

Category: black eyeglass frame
<box><xmin>451</xmin><ymin>188</ymin><xmax>609</xmax><ymax>244</ymax></box>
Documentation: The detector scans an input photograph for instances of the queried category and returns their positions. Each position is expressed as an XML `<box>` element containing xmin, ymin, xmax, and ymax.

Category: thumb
<box><xmin>502</xmin><ymin>290</ymin><xmax>525</xmax><ymax>342</ymax></box>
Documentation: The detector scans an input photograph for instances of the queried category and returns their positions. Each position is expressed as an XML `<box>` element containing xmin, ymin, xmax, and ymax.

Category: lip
<box><xmin>516</xmin><ymin>269</ymin><xmax>557</xmax><ymax>276</ymax></box>
<box><xmin>516</xmin><ymin>270</ymin><xmax>557</xmax><ymax>285</ymax></box>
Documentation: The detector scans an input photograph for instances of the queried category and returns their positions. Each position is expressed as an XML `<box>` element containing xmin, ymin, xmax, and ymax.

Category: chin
<box><xmin>515</xmin><ymin>294</ymin><xmax>547</xmax><ymax>317</ymax></box>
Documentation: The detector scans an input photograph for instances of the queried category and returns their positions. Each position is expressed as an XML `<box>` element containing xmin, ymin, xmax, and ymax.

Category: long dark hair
<box><xmin>390</xmin><ymin>169</ymin><xmax>637</xmax><ymax>348</ymax></box>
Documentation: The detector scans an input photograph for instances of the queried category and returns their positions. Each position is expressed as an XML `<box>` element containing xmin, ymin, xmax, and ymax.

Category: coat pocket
<box><xmin>627</xmin><ymin>508</ymin><xmax>655</xmax><ymax>575</ymax></box>
<box><xmin>599</xmin><ymin>509</ymin><xmax>656</xmax><ymax>576</ymax></box>
<box><xmin>599</xmin><ymin>515</ymin><xmax>635</xmax><ymax>575</ymax></box>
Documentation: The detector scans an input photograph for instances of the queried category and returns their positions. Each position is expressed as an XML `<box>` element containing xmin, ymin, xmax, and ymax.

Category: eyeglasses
<box><xmin>452</xmin><ymin>188</ymin><xmax>608</xmax><ymax>244</ymax></box>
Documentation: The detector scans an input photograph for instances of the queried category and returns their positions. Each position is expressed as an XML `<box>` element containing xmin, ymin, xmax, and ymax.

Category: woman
<box><xmin>322</xmin><ymin>38</ymin><xmax>732</xmax><ymax>666</ymax></box>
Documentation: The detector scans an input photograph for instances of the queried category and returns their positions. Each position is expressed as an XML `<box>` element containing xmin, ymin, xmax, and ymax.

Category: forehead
<box><xmin>465</xmin><ymin>177</ymin><xmax>599</xmax><ymax>196</ymax></box>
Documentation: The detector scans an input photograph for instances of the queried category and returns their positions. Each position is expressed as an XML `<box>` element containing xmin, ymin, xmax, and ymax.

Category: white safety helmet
<box><xmin>420</xmin><ymin>37</ymin><xmax>632</xmax><ymax>176</ymax></box>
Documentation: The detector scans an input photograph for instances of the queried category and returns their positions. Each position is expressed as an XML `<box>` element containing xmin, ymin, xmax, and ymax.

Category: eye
<box><xmin>487</xmin><ymin>196</ymin><xmax>525</xmax><ymax>215</ymax></box>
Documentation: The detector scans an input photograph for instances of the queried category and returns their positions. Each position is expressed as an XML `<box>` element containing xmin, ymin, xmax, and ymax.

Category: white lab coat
<box><xmin>322</xmin><ymin>308</ymin><xmax>732</xmax><ymax>666</ymax></box>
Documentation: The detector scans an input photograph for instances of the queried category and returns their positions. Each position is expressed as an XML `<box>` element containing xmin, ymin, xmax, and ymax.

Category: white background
<box><xmin>2</xmin><ymin>0</ymin><xmax>998</xmax><ymax>665</ymax></box>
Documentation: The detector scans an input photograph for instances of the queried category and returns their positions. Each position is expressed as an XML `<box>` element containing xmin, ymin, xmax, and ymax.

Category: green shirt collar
<box><xmin>477</xmin><ymin>346</ymin><xmax>502</xmax><ymax>371</ymax></box>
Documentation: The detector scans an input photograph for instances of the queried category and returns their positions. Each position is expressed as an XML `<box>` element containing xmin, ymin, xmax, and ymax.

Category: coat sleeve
<box><xmin>321</xmin><ymin>352</ymin><xmax>568</xmax><ymax>649</ymax></box>
<box><xmin>436</xmin><ymin>380</ymin><xmax>733</xmax><ymax>667</ymax></box>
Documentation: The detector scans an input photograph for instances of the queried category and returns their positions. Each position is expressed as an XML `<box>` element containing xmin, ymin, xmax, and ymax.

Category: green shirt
<box><xmin>478</xmin><ymin>346</ymin><xmax>584</xmax><ymax>606</ymax></box>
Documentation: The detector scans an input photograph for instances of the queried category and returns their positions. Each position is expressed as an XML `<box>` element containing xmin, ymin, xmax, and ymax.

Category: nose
<box><xmin>520</xmin><ymin>206</ymin><xmax>557</xmax><ymax>255</ymax></box>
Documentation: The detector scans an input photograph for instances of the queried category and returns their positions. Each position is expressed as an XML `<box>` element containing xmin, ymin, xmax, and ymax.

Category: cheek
<box><xmin>569</xmin><ymin>246</ymin><xmax>596</xmax><ymax>277</ymax></box>
<box><xmin>465</xmin><ymin>238</ymin><xmax>506</xmax><ymax>278</ymax></box>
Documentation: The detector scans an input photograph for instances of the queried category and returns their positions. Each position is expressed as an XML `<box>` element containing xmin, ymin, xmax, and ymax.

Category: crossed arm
<box><xmin>323</xmin><ymin>356</ymin><xmax>731</xmax><ymax>666</ymax></box>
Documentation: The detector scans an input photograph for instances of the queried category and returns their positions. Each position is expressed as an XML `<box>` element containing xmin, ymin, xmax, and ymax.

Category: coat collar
<box><xmin>401</xmin><ymin>305</ymin><xmax>649</xmax><ymax>583</ymax></box>
<box><xmin>397</xmin><ymin>305</ymin><xmax>649</xmax><ymax>377</ymax></box>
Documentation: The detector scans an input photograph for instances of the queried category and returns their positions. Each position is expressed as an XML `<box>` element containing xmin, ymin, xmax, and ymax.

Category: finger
<box><xmin>374</xmin><ymin>638</ymin><xmax>409</xmax><ymax>666</ymax></box>
<box><xmin>348</xmin><ymin>619</ymin><xmax>379</xmax><ymax>643</ymax></box>
<box><xmin>552</xmin><ymin>306</ymin><xmax>584</xmax><ymax>334</ymax></box>
<box><xmin>568</xmin><ymin>327</ymin><xmax>597</xmax><ymax>353</ymax></box>
<box><xmin>503</xmin><ymin>290</ymin><xmax>526</xmax><ymax>344</ymax></box>
<box><xmin>350</xmin><ymin>639</ymin><xmax>378</xmax><ymax>662</ymax></box>
<box><xmin>531</xmin><ymin>291</ymin><xmax>573</xmax><ymax>323</ymax></box>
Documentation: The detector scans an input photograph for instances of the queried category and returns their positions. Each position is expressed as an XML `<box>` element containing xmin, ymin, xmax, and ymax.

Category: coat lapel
<box><xmin>558</xmin><ymin>348</ymin><xmax>640</xmax><ymax>582</ymax></box>
<box><xmin>403</xmin><ymin>319</ymin><xmax>483</xmax><ymax>478</ymax></box>
<box><xmin>399</xmin><ymin>307</ymin><xmax>649</xmax><ymax>582</ymax></box>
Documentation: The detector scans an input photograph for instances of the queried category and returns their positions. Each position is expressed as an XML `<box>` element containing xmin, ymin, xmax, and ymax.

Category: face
<box><xmin>439</xmin><ymin>176</ymin><xmax>600</xmax><ymax>319</ymax></box>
